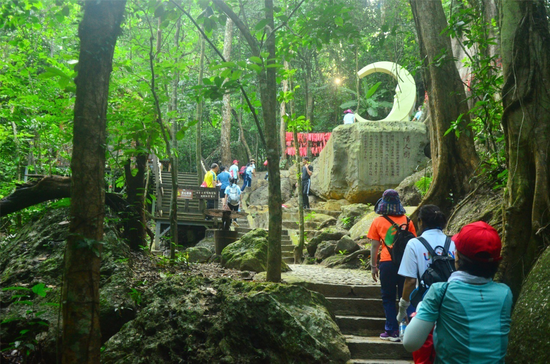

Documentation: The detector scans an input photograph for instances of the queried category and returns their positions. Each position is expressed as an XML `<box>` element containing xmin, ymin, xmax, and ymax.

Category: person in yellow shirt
<box><xmin>204</xmin><ymin>163</ymin><xmax>219</xmax><ymax>188</ymax></box>
<box><xmin>204</xmin><ymin>164</ymin><xmax>219</xmax><ymax>217</ymax></box>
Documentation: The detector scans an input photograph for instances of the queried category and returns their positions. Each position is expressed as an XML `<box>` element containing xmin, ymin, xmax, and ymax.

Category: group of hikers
<box><xmin>369</xmin><ymin>189</ymin><xmax>512</xmax><ymax>363</ymax></box>
<box><xmin>202</xmin><ymin>156</ymin><xmax>315</xmax><ymax>217</ymax></box>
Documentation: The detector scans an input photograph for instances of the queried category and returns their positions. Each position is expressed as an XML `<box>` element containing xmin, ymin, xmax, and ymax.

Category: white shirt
<box><xmin>343</xmin><ymin>113</ymin><xmax>355</xmax><ymax>124</ymax></box>
<box><xmin>229</xmin><ymin>164</ymin><xmax>239</xmax><ymax>179</ymax></box>
<box><xmin>398</xmin><ymin>229</ymin><xmax>457</xmax><ymax>279</ymax></box>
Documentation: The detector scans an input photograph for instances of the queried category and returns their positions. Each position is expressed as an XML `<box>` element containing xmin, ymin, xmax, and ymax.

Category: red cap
<box><xmin>452</xmin><ymin>221</ymin><xmax>502</xmax><ymax>262</ymax></box>
<box><xmin>263</xmin><ymin>160</ymin><xmax>268</xmax><ymax>166</ymax></box>
<box><xmin>233</xmin><ymin>160</ymin><xmax>238</xmax><ymax>164</ymax></box>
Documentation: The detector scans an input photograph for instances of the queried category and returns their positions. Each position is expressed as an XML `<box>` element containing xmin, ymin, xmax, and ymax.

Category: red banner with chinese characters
<box><xmin>285</xmin><ymin>132</ymin><xmax>331</xmax><ymax>157</ymax></box>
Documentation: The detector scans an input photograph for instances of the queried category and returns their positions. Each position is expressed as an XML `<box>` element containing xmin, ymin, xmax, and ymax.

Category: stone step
<box><xmin>336</xmin><ymin>316</ymin><xmax>385</xmax><ymax>337</ymax></box>
<box><xmin>281</xmin><ymin>245</ymin><xmax>294</xmax><ymax>253</ymax></box>
<box><xmin>303</xmin><ymin>283</ymin><xmax>380</xmax><ymax>298</ymax></box>
<box><xmin>345</xmin><ymin>336</ymin><xmax>412</xmax><ymax>361</ymax></box>
<box><xmin>282</xmin><ymin>220</ymin><xmax>299</xmax><ymax>229</ymax></box>
<box><xmin>326</xmin><ymin>297</ymin><xmax>385</xmax><ymax>318</ymax></box>
<box><xmin>283</xmin><ymin>256</ymin><xmax>295</xmax><ymax>264</ymax></box>
<box><xmin>347</xmin><ymin>359</ymin><xmax>413</xmax><ymax>364</ymax></box>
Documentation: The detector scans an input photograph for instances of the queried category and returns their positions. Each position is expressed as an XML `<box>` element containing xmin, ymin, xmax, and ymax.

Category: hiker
<box><xmin>203</xmin><ymin>163</ymin><xmax>219</xmax><ymax>218</ymax></box>
<box><xmin>343</xmin><ymin>109</ymin><xmax>355</xmax><ymax>124</ymax></box>
<box><xmin>368</xmin><ymin>189</ymin><xmax>416</xmax><ymax>341</ymax></box>
<box><xmin>223</xmin><ymin>177</ymin><xmax>242</xmax><ymax>228</ymax></box>
<box><xmin>412</xmin><ymin>106</ymin><xmax>423</xmax><ymax>121</ymax></box>
<box><xmin>403</xmin><ymin>221</ymin><xmax>512</xmax><ymax>363</ymax></box>
<box><xmin>263</xmin><ymin>160</ymin><xmax>268</xmax><ymax>180</ymax></box>
<box><xmin>229</xmin><ymin>160</ymin><xmax>239</xmax><ymax>179</ymax></box>
<box><xmin>397</xmin><ymin>205</ymin><xmax>456</xmax><ymax>363</ymax></box>
<box><xmin>301</xmin><ymin>157</ymin><xmax>313</xmax><ymax>209</ymax></box>
<box><xmin>241</xmin><ymin>159</ymin><xmax>256</xmax><ymax>192</ymax></box>
<box><xmin>217</xmin><ymin>166</ymin><xmax>231</xmax><ymax>199</ymax></box>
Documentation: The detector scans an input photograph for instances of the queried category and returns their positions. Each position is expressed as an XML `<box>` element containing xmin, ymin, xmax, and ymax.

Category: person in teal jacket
<box><xmin>403</xmin><ymin>221</ymin><xmax>512</xmax><ymax>364</ymax></box>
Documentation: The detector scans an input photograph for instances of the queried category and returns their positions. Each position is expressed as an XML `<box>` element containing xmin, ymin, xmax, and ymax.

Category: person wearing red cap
<box><xmin>403</xmin><ymin>221</ymin><xmax>513</xmax><ymax>364</ymax></box>
<box><xmin>229</xmin><ymin>160</ymin><xmax>239</xmax><ymax>180</ymax></box>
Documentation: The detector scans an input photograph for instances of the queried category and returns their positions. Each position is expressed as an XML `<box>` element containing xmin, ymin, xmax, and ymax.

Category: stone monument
<box><xmin>311</xmin><ymin>62</ymin><xmax>428</xmax><ymax>203</ymax></box>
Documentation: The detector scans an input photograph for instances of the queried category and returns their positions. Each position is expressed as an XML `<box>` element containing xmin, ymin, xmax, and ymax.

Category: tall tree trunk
<box><xmin>169</xmin><ymin>19</ymin><xmax>182</xmax><ymax>259</ymax></box>
<box><xmin>280</xmin><ymin>60</ymin><xmax>289</xmax><ymax>161</ymax></box>
<box><xmin>123</xmin><ymin>150</ymin><xmax>147</xmax><ymax>251</ymax></box>
<box><xmin>235</xmin><ymin>102</ymin><xmax>252</xmax><ymax>159</ymax></box>
<box><xmin>262</xmin><ymin>0</ymin><xmax>283</xmax><ymax>282</ymax></box>
<box><xmin>293</xmin><ymin>125</ymin><xmax>305</xmax><ymax>263</ymax></box>
<box><xmin>409</xmin><ymin>0</ymin><xmax>480</xmax><ymax>214</ymax></box>
<box><xmin>220</xmin><ymin>18</ymin><xmax>234</xmax><ymax>168</ymax></box>
<box><xmin>63</xmin><ymin>1</ymin><xmax>126</xmax><ymax>363</ymax></box>
<box><xmin>196</xmin><ymin>33</ymin><xmax>205</xmax><ymax>181</ymax></box>
<box><xmin>499</xmin><ymin>0</ymin><xmax>550</xmax><ymax>300</ymax></box>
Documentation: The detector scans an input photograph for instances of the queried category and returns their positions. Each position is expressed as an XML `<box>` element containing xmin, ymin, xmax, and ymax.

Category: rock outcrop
<box><xmin>221</xmin><ymin>228</ymin><xmax>290</xmax><ymax>273</ymax></box>
<box><xmin>102</xmin><ymin>276</ymin><xmax>351</xmax><ymax>363</ymax></box>
<box><xmin>311</xmin><ymin>121</ymin><xmax>428</xmax><ymax>203</ymax></box>
<box><xmin>506</xmin><ymin>245</ymin><xmax>550</xmax><ymax>363</ymax></box>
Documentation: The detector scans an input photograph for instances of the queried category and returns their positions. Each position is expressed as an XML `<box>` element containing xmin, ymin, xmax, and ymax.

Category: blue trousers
<box><xmin>379</xmin><ymin>261</ymin><xmax>414</xmax><ymax>332</ymax></box>
<box><xmin>241</xmin><ymin>175</ymin><xmax>252</xmax><ymax>191</ymax></box>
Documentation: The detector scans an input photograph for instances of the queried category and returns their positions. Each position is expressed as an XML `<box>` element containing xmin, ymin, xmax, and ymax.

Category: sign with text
<box><xmin>177</xmin><ymin>189</ymin><xmax>193</xmax><ymax>200</ymax></box>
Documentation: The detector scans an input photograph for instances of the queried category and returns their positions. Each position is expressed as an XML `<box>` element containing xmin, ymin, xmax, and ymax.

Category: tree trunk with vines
<box><xmin>499</xmin><ymin>0</ymin><xmax>550</xmax><ymax>300</ymax></box>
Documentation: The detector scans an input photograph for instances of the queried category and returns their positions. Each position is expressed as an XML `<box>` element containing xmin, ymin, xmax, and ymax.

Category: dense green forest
<box><xmin>2</xmin><ymin>0</ymin><xmax>550</xmax><ymax>363</ymax></box>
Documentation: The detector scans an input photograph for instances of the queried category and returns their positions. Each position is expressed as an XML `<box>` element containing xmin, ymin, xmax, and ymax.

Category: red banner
<box><xmin>285</xmin><ymin>132</ymin><xmax>331</xmax><ymax>157</ymax></box>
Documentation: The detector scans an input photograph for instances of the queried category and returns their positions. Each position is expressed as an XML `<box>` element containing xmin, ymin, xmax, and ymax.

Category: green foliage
<box><xmin>129</xmin><ymin>288</ymin><xmax>142</xmax><ymax>306</ymax></box>
<box><xmin>1</xmin><ymin>283</ymin><xmax>56</xmax><ymax>358</ymax></box>
<box><xmin>444</xmin><ymin>2</ymin><xmax>506</xmax><ymax>188</ymax></box>
<box><xmin>340</xmin><ymin>216</ymin><xmax>352</xmax><ymax>230</ymax></box>
<box><xmin>304</xmin><ymin>211</ymin><xmax>317</xmax><ymax>222</ymax></box>
<box><xmin>415</xmin><ymin>176</ymin><xmax>432</xmax><ymax>196</ymax></box>
<box><xmin>338</xmin><ymin>249</ymin><xmax>347</xmax><ymax>255</ymax></box>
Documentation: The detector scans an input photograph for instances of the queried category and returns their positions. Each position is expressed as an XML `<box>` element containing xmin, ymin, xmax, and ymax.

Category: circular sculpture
<box><xmin>354</xmin><ymin>61</ymin><xmax>416</xmax><ymax>122</ymax></box>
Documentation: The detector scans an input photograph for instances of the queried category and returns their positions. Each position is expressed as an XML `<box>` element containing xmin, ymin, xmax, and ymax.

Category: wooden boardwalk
<box><xmin>152</xmin><ymin>170</ymin><xmax>220</xmax><ymax>248</ymax></box>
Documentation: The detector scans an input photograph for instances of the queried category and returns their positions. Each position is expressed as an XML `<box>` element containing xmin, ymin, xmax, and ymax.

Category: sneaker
<box><xmin>379</xmin><ymin>331</ymin><xmax>400</xmax><ymax>342</ymax></box>
<box><xmin>232</xmin><ymin>221</ymin><xmax>239</xmax><ymax>227</ymax></box>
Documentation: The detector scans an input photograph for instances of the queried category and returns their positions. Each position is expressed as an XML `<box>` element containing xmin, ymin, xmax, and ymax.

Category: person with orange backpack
<box><xmin>368</xmin><ymin>189</ymin><xmax>416</xmax><ymax>342</ymax></box>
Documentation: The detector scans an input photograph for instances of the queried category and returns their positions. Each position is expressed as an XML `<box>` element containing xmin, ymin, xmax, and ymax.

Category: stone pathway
<box><xmin>283</xmin><ymin>264</ymin><xmax>376</xmax><ymax>286</ymax></box>
<box><xmin>282</xmin><ymin>264</ymin><xmax>413</xmax><ymax>364</ymax></box>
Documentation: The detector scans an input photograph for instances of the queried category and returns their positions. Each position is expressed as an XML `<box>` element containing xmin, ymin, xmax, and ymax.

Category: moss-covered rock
<box><xmin>315</xmin><ymin>241</ymin><xmax>337</xmax><ymax>261</ymax></box>
<box><xmin>102</xmin><ymin>276</ymin><xmax>350</xmax><ymax>364</ymax></box>
<box><xmin>186</xmin><ymin>246</ymin><xmax>214</xmax><ymax>263</ymax></box>
<box><xmin>305</xmin><ymin>213</ymin><xmax>337</xmax><ymax>230</ymax></box>
<box><xmin>0</xmin><ymin>208</ymin><xmax>137</xmax><ymax>359</ymax></box>
<box><xmin>306</xmin><ymin>227</ymin><xmax>349</xmax><ymax>256</ymax></box>
<box><xmin>336</xmin><ymin>203</ymin><xmax>371</xmax><ymax>230</ymax></box>
<box><xmin>506</xmin><ymin>245</ymin><xmax>550</xmax><ymax>363</ymax></box>
<box><xmin>221</xmin><ymin>229</ymin><xmax>290</xmax><ymax>273</ymax></box>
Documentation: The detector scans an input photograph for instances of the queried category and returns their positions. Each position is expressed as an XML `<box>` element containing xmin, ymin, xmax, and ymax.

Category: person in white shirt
<box><xmin>397</xmin><ymin>204</ymin><xmax>456</xmax><ymax>363</ymax></box>
<box><xmin>229</xmin><ymin>160</ymin><xmax>239</xmax><ymax>179</ymax></box>
<box><xmin>343</xmin><ymin>109</ymin><xmax>355</xmax><ymax>124</ymax></box>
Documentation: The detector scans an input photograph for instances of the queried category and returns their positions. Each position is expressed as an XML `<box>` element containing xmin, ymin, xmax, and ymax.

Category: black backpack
<box><xmin>410</xmin><ymin>236</ymin><xmax>456</xmax><ymax>307</ymax></box>
<box><xmin>382</xmin><ymin>216</ymin><xmax>415</xmax><ymax>267</ymax></box>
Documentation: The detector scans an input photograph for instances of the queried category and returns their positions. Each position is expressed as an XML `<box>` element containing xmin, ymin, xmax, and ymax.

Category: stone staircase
<box><xmin>302</xmin><ymin>282</ymin><xmax>413</xmax><ymax>364</ymax></box>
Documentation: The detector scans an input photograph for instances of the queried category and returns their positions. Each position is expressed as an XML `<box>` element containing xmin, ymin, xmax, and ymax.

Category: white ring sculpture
<box><xmin>354</xmin><ymin>61</ymin><xmax>416</xmax><ymax>122</ymax></box>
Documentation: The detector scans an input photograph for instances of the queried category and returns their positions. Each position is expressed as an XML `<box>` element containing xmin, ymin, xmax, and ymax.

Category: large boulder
<box><xmin>305</xmin><ymin>212</ymin><xmax>337</xmax><ymax>230</ymax></box>
<box><xmin>394</xmin><ymin>166</ymin><xmax>432</xmax><ymax>206</ymax></box>
<box><xmin>506</xmin><ymin>246</ymin><xmax>550</xmax><ymax>363</ymax></box>
<box><xmin>221</xmin><ymin>229</ymin><xmax>290</xmax><ymax>273</ymax></box>
<box><xmin>335</xmin><ymin>236</ymin><xmax>360</xmax><ymax>255</ymax></box>
<box><xmin>306</xmin><ymin>227</ymin><xmax>350</xmax><ymax>256</ymax></box>
<box><xmin>0</xmin><ymin>208</ymin><xmax>137</xmax><ymax>362</ymax></box>
<box><xmin>102</xmin><ymin>276</ymin><xmax>351</xmax><ymax>363</ymax></box>
<box><xmin>311</xmin><ymin>121</ymin><xmax>428</xmax><ymax>203</ymax></box>
<box><xmin>337</xmin><ymin>203</ymin><xmax>371</xmax><ymax>230</ymax></box>
<box><xmin>315</xmin><ymin>241</ymin><xmax>338</xmax><ymax>261</ymax></box>
<box><xmin>247</xmin><ymin>170</ymin><xmax>293</xmax><ymax>207</ymax></box>
<box><xmin>186</xmin><ymin>246</ymin><xmax>214</xmax><ymax>263</ymax></box>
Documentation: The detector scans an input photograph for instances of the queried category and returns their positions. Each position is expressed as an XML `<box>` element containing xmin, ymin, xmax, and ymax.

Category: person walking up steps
<box><xmin>403</xmin><ymin>221</ymin><xmax>512</xmax><ymax>364</ymax></box>
<box><xmin>229</xmin><ymin>160</ymin><xmax>239</xmax><ymax>179</ymax></box>
<box><xmin>241</xmin><ymin>159</ymin><xmax>255</xmax><ymax>192</ymax></box>
<box><xmin>397</xmin><ymin>205</ymin><xmax>456</xmax><ymax>363</ymax></box>
<box><xmin>223</xmin><ymin>177</ymin><xmax>242</xmax><ymax>228</ymax></box>
<box><xmin>368</xmin><ymin>189</ymin><xmax>416</xmax><ymax>342</ymax></box>
<box><xmin>217</xmin><ymin>166</ymin><xmax>231</xmax><ymax>199</ymax></box>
